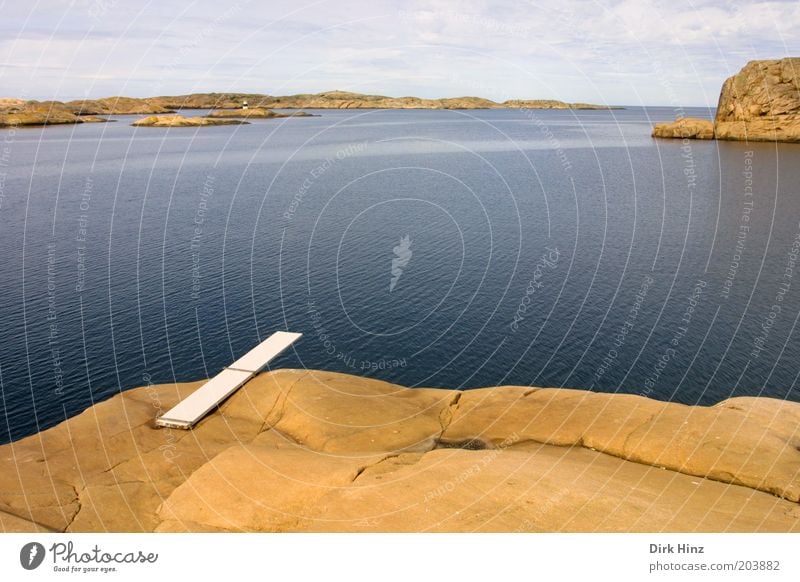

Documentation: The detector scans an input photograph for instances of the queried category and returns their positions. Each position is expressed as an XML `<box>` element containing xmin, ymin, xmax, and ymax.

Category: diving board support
<box><xmin>155</xmin><ymin>331</ymin><xmax>302</xmax><ymax>430</ymax></box>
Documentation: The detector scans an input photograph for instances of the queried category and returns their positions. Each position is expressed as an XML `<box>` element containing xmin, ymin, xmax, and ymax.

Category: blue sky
<box><xmin>1</xmin><ymin>0</ymin><xmax>799</xmax><ymax>106</ymax></box>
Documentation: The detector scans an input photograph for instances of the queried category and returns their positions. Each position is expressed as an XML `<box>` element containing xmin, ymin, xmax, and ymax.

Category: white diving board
<box><xmin>155</xmin><ymin>331</ymin><xmax>301</xmax><ymax>430</ymax></box>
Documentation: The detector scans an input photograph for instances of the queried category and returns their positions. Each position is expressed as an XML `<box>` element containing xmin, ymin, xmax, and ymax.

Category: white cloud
<box><xmin>0</xmin><ymin>0</ymin><xmax>798</xmax><ymax>105</ymax></box>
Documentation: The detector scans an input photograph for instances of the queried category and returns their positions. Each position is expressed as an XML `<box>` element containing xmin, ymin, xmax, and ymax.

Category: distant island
<box><xmin>149</xmin><ymin>91</ymin><xmax>620</xmax><ymax>111</ymax></box>
<box><xmin>0</xmin><ymin>91</ymin><xmax>620</xmax><ymax>128</ymax></box>
<box><xmin>653</xmin><ymin>57</ymin><xmax>800</xmax><ymax>143</ymax></box>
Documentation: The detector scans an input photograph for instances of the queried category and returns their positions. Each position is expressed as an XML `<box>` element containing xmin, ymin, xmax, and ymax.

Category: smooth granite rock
<box><xmin>1</xmin><ymin>370</ymin><xmax>798</xmax><ymax>532</ymax></box>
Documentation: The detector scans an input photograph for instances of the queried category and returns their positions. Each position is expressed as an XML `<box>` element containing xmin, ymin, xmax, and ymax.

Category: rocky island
<box><xmin>1</xmin><ymin>369</ymin><xmax>798</xmax><ymax>533</ymax></box>
<box><xmin>0</xmin><ymin>92</ymin><xmax>618</xmax><ymax>128</ymax></box>
<box><xmin>653</xmin><ymin>57</ymin><xmax>800</xmax><ymax>142</ymax></box>
<box><xmin>0</xmin><ymin>95</ymin><xmax>177</xmax><ymax>127</ymax></box>
<box><xmin>0</xmin><ymin>101</ymin><xmax>111</xmax><ymax>127</ymax></box>
<box><xmin>131</xmin><ymin>115</ymin><xmax>248</xmax><ymax>127</ymax></box>
<box><xmin>155</xmin><ymin>91</ymin><xmax>618</xmax><ymax>111</ymax></box>
<box><xmin>205</xmin><ymin>108</ymin><xmax>317</xmax><ymax>119</ymax></box>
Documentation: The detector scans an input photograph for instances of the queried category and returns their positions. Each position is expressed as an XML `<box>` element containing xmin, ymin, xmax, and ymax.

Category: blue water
<box><xmin>2</xmin><ymin>106</ymin><xmax>800</xmax><ymax>443</ymax></box>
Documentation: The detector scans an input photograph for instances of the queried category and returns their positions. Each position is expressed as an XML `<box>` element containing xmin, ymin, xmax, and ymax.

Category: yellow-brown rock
<box><xmin>131</xmin><ymin>115</ymin><xmax>247</xmax><ymax>127</ymax></box>
<box><xmin>715</xmin><ymin>58</ymin><xmax>800</xmax><ymax>142</ymax></box>
<box><xmin>1</xmin><ymin>370</ymin><xmax>798</xmax><ymax>533</ymax></box>
<box><xmin>652</xmin><ymin>117</ymin><xmax>715</xmax><ymax>139</ymax></box>
<box><xmin>66</xmin><ymin>96</ymin><xmax>173</xmax><ymax>115</ymax></box>
<box><xmin>0</xmin><ymin>102</ymin><xmax>111</xmax><ymax>127</ymax></box>
<box><xmin>205</xmin><ymin>108</ymin><xmax>316</xmax><ymax>119</ymax></box>
<box><xmin>653</xmin><ymin>58</ymin><xmax>800</xmax><ymax>142</ymax></box>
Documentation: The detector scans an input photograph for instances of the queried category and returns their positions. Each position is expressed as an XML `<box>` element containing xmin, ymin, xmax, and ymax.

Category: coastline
<box><xmin>2</xmin><ymin>369</ymin><xmax>798</xmax><ymax>533</ymax></box>
<box><xmin>0</xmin><ymin>92</ymin><xmax>621</xmax><ymax>128</ymax></box>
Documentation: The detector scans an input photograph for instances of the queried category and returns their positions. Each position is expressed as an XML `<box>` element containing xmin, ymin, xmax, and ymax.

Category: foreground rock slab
<box><xmin>1</xmin><ymin>370</ymin><xmax>798</xmax><ymax>532</ymax></box>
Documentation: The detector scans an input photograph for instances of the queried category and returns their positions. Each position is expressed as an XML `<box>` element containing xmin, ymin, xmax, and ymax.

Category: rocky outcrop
<box><xmin>652</xmin><ymin>117</ymin><xmax>715</xmax><ymax>139</ymax></box>
<box><xmin>1</xmin><ymin>369</ymin><xmax>798</xmax><ymax>533</ymax></box>
<box><xmin>654</xmin><ymin>58</ymin><xmax>800</xmax><ymax>142</ymax></box>
<box><xmin>714</xmin><ymin>58</ymin><xmax>800</xmax><ymax>142</ymax></box>
<box><xmin>131</xmin><ymin>115</ymin><xmax>248</xmax><ymax>127</ymax></box>
<box><xmin>0</xmin><ymin>102</ymin><xmax>111</xmax><ymax>127</ymax></box>
<box><xmin>205</xmin><ymin>108</ymin><xmax>317</xmax><ymax>119</ymax></box>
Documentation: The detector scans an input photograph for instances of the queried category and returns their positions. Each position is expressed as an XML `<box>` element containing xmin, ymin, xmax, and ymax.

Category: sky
<box><xmin>1</xmin><ymin>0</ymin><xmax>798</xmax><ymax>106</ymax></box>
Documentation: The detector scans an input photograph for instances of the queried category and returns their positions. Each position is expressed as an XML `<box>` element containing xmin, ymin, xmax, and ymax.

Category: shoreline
<box><xmin>2</xmin><ymin>369</ymin><xmax>798</xmax><ymax>532</ymax></box>
<box><xmin>0</xmin><ymin>91</ymin><xmax>623</xmax><ymax>128</ymax></box>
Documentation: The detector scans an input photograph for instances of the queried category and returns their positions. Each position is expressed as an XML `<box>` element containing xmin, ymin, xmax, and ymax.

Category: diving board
<box><xmin>155</xmin><ymin>331</ymin><xmax>301</xmax><ymax>430</ymax></box>
<box><xmin>228</xmin><ymin>331</ymin><xmax>303</xmax><ymax>372</ymax></box>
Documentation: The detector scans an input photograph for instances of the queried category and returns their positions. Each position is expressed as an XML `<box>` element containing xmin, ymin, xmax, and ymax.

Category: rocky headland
<box><xmin>1</xmin><ymin>369</ymin><xmax>798</xmax><ymax>533</ymax></box>
<box><xmin>131</xmin><ymin>115</ymin><xmax>248</xmax><ymax>127</ymax></box>
<box><xmin>653</xmin><ymin>57</ymin><xmax>800</xmax><ymax>142</ymax></box>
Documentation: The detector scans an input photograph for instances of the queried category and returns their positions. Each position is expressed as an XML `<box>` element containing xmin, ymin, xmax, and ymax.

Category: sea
<box><xmin>2</xmin><ymin>106</ymin><xmax>799</xmax><ymax>443</ymax></box>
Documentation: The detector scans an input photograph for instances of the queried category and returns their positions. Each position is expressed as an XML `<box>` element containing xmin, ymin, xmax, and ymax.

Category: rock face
<box><xmin>714</xmin><ymin>58</ymin><xmax>800</xmax><ymax>142</ymax></box>
<box><xmin>131</xmin><ymin>115</ymin><xmax>248</xmax><ymax>127</ymax></box>
<box><xmin>1</xmin><ymin>369</ymin><xmax>798</xmax><ymax>533</ymax></box>
<box><xmin>652</xmin><ymin>117</ymin><xmax>715</xmax><ymax>139</ymax></box>
<box><xmin>653</xmin><ymin>58</ymin><xmax>800</xmax><ymax>142</ymax></box>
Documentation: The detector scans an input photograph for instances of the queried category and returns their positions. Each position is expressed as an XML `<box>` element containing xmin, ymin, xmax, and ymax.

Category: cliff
<box><xmin>653</xmin><ymin>57</ymin><xmax>800</xmax><ymax>142</ymax></box>
<box><xmin>714</xmin><ymin>58</ymin><xmax>800</xmax><ymax>142</ymax></box>
<box><xmin>1</xmin><ymin>369</ymin><xmax>798</xmax><ymax>533</ymax></box>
